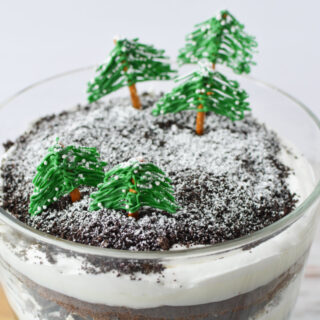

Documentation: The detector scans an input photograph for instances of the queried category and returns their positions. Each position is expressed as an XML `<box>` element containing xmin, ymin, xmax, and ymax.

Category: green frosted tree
<box><xmin>90</xmin><ymin>158</ymin><xmax>178</xmax><ymax>218</ymax></box>
<box><xmin>152</xmin><ymin>68</ymin><xmax>250</xmax><ymax>135</ymax></box>
<box><xmin>29</xmin><ymin>139</ymin><xmax>107</xmax><ymax>216</ymax></box>
<box><xmin>87</xmin><ymin>37</ymin><xmax>177</xmax><ymax>109</ymax></box>
<box><xmin>178</xmin><ymin>10</ymin><xmax>257</xmax><ymax>74</ymax></box>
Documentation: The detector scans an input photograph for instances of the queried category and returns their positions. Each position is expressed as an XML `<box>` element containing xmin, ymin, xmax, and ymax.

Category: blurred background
<box><xmin>0</xmin><ymin>0</ymin><xmax>319</xmax><ymax>318</ymax></box>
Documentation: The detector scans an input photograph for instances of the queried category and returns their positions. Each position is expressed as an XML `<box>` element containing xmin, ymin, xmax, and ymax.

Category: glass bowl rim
<box><xmin>1</xmin><ymin>65</ymin><xmax>320</xmax><ymax>260</ymax></box>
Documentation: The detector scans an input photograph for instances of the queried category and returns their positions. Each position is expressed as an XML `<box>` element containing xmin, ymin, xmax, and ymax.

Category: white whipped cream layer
<box><xmin>0</xmin><ymin>139</ymin><xmax>318</xmax><ymax>309</ymax></box>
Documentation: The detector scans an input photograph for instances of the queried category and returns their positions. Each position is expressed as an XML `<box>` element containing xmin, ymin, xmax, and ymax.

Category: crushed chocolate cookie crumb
<box><xmin>3</xmin><ymin>140</ymin><xmax>14</xmax><ymax>152</ymax></box>
<box><xmin>0</xmin><ymin>92</ymin><xmax>298</xmax><ymax>251</ymax></box>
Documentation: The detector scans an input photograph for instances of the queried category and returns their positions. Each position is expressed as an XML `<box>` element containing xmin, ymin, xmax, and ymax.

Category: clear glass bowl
<box><xmin>0</xmin><ymin>66</ymin><xmax>320</xmax><ymax>320</ymax></box>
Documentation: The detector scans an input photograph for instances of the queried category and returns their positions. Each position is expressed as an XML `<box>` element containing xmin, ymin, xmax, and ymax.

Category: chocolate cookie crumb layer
<box><xmin>0</xmin><ymin>250</ymin><xmax>308</xmax><ymax>320</ymax></box>
<box><xmin>1</xmin><ymin>92</ymin><xmax>298</xmax><ymax>251</ymax></box>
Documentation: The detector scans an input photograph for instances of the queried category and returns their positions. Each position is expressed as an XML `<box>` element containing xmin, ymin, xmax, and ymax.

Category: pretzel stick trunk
<box><xmin>113</xmin><ymin>39</ymin><xmax>141</xmax><ymax>110</ymax></box>
<box><xmin>128</xmin><ymin>211</ymin><xmax>139</xmax><ymax>218</ymax></box>
<box><xmin>59</xmin><ymin>141</ymin><xmax>81</xmax><ymax>203</ymax></box>
<box><xmin>70</xmin><ymin>188</ymin><xmax>81</xmax><ymax>203</ymax></box>
<box><xmin>128</xmin><ymin>178</ymin><xmax>139</xmax><ymax>218</ymax></box>
<box><xmin>129</xmin><ymin>84</ymin><xmax>141</xmax><ymax>110</ymax></box>
<box><xmin>196</xmin><ymin>104</ymin><xmax>205</xmax><ymax>135</ymax></box>
<box><xmin>195</xmin><ymin>64</ymin><xmax>216</xmax><ymax>135</ymax></box>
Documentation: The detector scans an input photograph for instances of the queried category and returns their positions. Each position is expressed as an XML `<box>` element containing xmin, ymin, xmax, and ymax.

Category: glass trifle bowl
<box><xmin>0</xmin><ymin>66</ymin><xmax>320</xmax><ymax>320</ymax></box>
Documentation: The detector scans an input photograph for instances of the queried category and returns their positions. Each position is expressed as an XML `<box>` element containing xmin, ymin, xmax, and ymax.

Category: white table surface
<box><xmin>0</xmin><ymin>1</ymin><xmax>319</xmax><ymax>318</ymax></box>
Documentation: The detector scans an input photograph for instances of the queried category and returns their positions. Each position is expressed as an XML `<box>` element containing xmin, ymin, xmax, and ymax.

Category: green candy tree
<box><xmin>87</xmin><ymin>37</ymin><xmax>177</xmax><ymax>109</ymax></box>
<box><xmin>178</xmin><ymin>10</ymin><xmax>257</xmax><ymax>74</ymax></box>
<box><xmin>152</xmin><ymin>68</ymin><xmax>250</xmax><ymax>135</ymax></box>
<box><xmin>90</xmin><ymin>158</ymin><xmax>178</xmax><ymax>218</ymax></box>
<box><xmin>29</xmin><ymin>139</ymin><xmax>107</xmax><ymax>216</ymax></box>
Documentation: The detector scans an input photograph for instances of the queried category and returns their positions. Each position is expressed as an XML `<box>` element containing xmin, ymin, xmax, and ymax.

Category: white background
<box><xmin>0</xmin><ymin>0</ymin><xmax>319</xmax><ymax>117</ymax></box>
<box><xmin>0</xmin><ymin>0</ymin><xmax>320</xmax><ymax>318</ymax></box>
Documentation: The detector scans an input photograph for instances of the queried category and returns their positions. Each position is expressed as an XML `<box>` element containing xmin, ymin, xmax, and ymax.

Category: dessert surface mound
<box><xmin>1</xmin><ymin>93</ymin><xmax>297</xmax><ymax>251</ymax></box>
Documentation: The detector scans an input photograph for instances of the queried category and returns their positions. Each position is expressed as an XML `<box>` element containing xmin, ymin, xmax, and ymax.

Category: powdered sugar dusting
<box><xmin>1</xmin><ymin>92</ymin><xmax>298</xmax><ymax>251</ymax></box>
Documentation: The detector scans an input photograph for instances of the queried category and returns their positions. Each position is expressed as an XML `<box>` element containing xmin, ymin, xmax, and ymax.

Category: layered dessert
<box><xmin>0</xmin><ymin>8</ymin><xmax>319</xmax><ymax>320</ymax></box>
<box><xmin>0</xmin><ymin>92</ymin><xmax>316</xmax><ymax>320</ymax></box>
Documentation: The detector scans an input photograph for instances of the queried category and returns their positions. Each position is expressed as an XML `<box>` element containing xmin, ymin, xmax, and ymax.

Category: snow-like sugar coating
<box><xmin>1</xmin><ymin>93</ymin><xmax>297</xmax><ymax>251</ymax></box>
<box><xmin>0</xmin><ymin>92</ymin><xmax>317</xmax><ymax>311</ymax></box>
